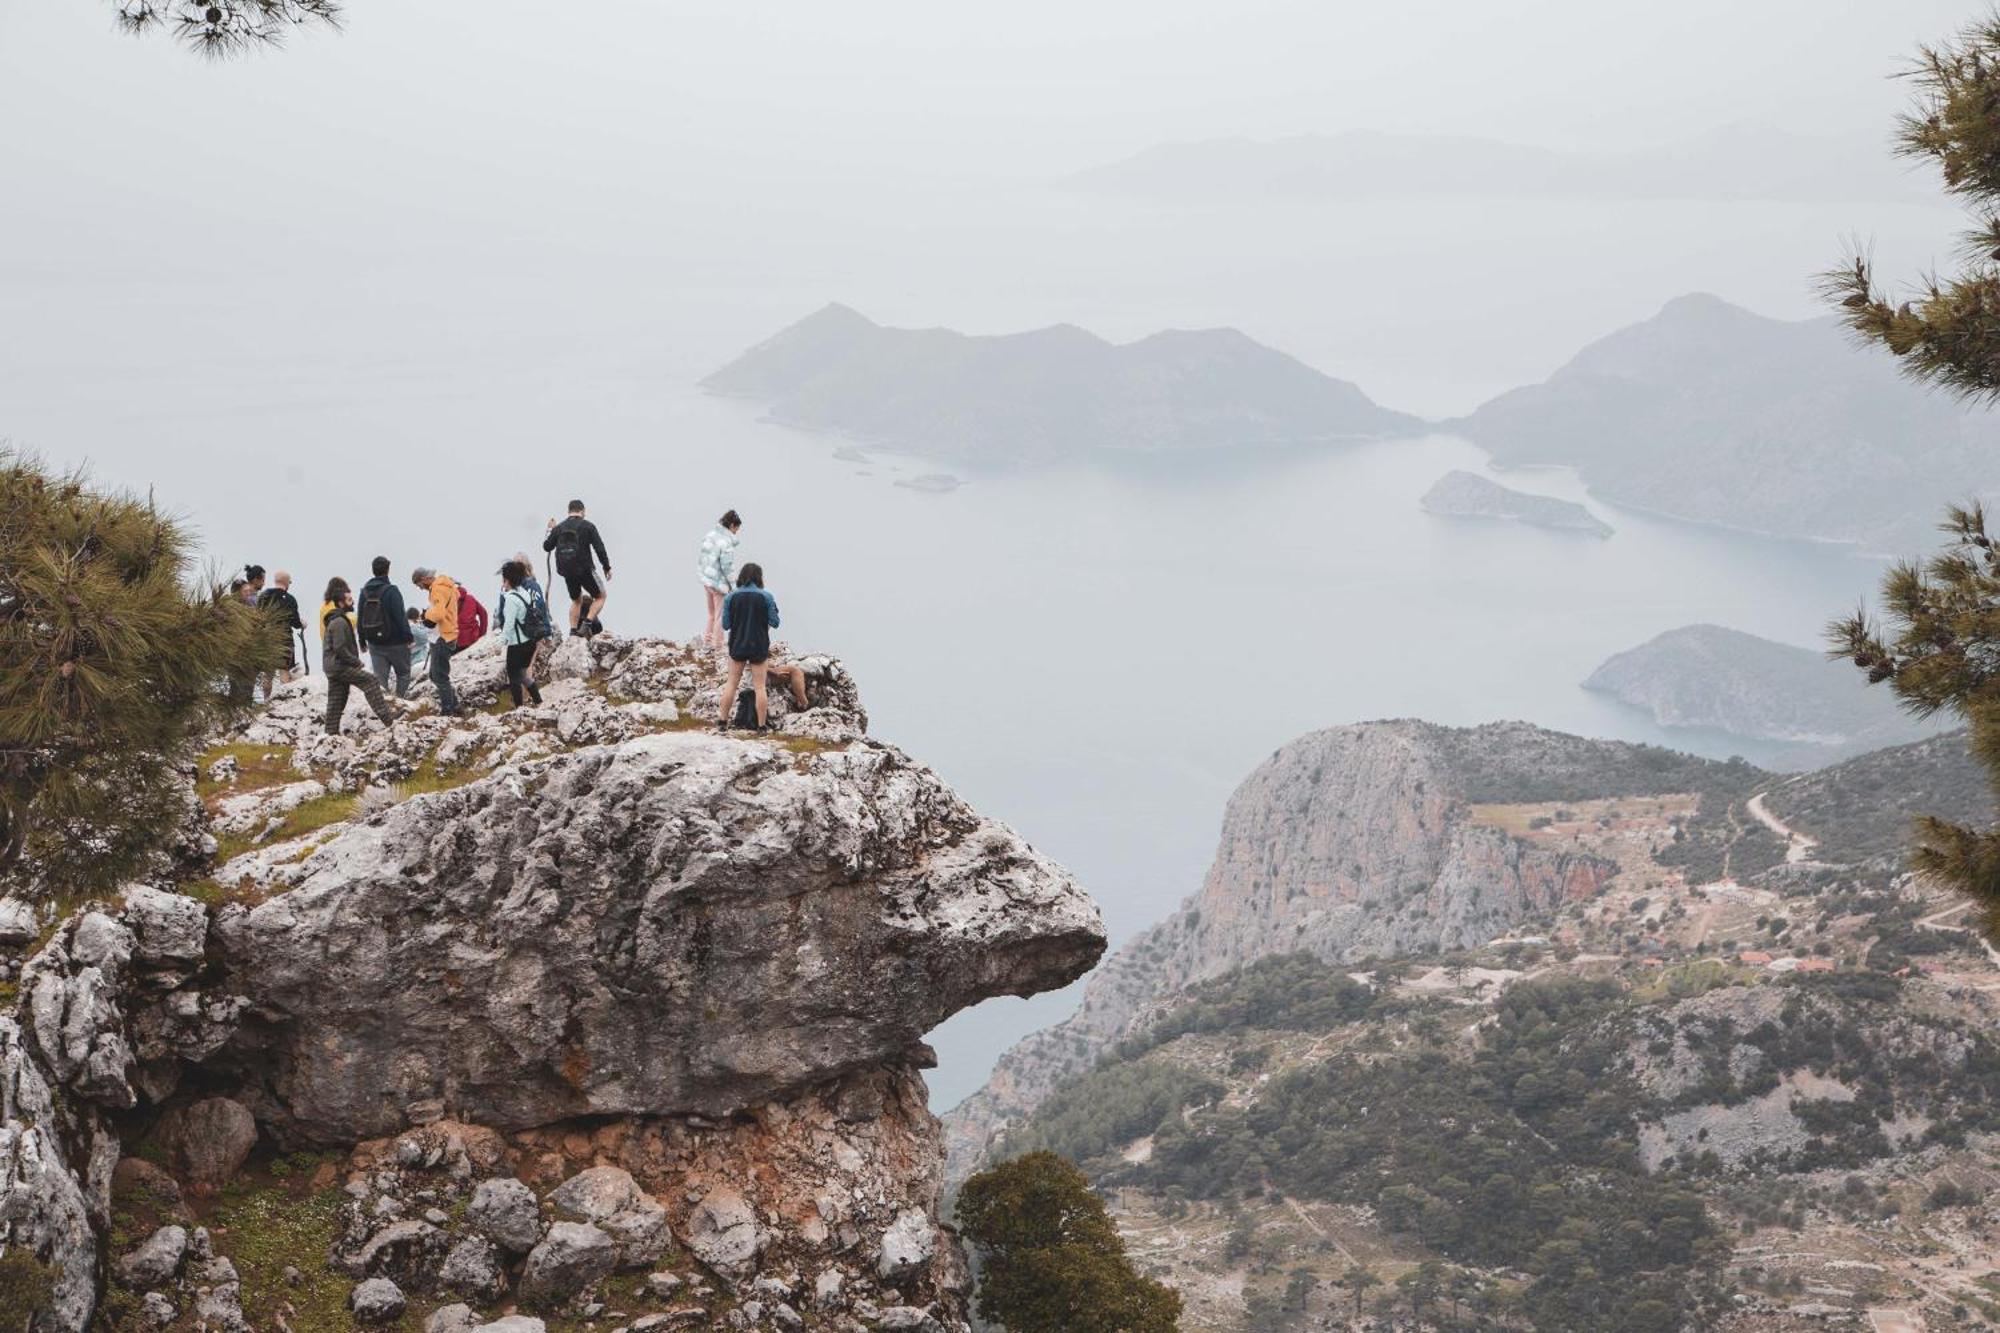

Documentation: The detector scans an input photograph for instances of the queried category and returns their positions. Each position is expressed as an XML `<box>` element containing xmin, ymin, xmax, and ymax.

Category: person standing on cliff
<box><xmin>358</xmin><ymin>556</ymin><xmax>416</xmax><ymax>699</ymax></box>
<box><xmin>716</xmin><ymin>561</ymin><xmax>781</xmax><ymax>731</ymax></box>
<box><xmin>412</xmin><ymin>566</ymin><xmax>462</xmax><ymax>716</ymax></box>
<box><xmin>544</xmin><ymin>500</ymin><xmax>612</xmax><ymax>638</ymax></box>
<box><xmin>320</xmin><ymin>577</ymin><xmax>396</xmax><ymax>734</ymax></box>
<box><xmin>698</xmin><ymin>509</ymin><xmax>742</xmax><ymax>652</ymax></box>
<box><xmin>254</xmin><ymin>570</ymin><xmax>304</xmax><ymax>700</ymax></box>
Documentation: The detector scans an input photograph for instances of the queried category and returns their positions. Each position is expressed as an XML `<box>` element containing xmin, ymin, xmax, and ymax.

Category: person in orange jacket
<box><xmin>411</xmin><ymin>566</ymin><xmax>462</xmax><ymax>716</ymax></box>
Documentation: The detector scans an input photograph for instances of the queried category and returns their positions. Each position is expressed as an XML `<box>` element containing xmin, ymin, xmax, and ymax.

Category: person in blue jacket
<box><xmin>717</xmin><ymin>563</ymin><xmax>787</xmax><ymax>730</ymax></box>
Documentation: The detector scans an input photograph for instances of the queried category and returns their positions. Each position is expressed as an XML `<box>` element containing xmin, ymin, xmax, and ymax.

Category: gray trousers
<box><xmin>370</xmin><ymin>642</ymin><xmax>413</xmax><ymax>698</ymax></box>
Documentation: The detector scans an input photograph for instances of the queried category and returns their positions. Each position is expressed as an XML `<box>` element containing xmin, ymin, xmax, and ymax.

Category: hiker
<box><xmin>509</xmin><ymin>550</ymin><xmax>561</xmax><ymax>674</ymax></box>
<box><xmin>497</xmin><ymin>560</ymin><xmax>548</xmax><ymax>708</ymax></box>
<box><xmin>412</xmin><ymin>566</ymin><xmax>483</xmax><ymax>717</ymax></box>
<box><xmin>543</xmin><ymin>500</ymin><xmax>612</xmax><ymax>637</ymax></box>
<box><xmin>320</xmin><ymin>577</ymin><xmax>395</xmax><ymax>734</ymax></box>
<box><xmin>698</xmin><ymin>509</ymin><xmax>742</xmax><ymax>652</ymax></box>
<box><xmin>406</xmin><ymin>607</ymin><xmax>432</xmax><ymax>673</ymax></box>
<box><xmin>254</xmin><ymin>570</ymin><xmax>304</xmax><ymax>700</ymax></box>
<box><xmin>228</xmin><ymin>564</ymin><xmax>267</xmax><ymax>702</ymax></box>
<box><xmin>358</xmin><ymin>556</ymin><xmax>416</xmax><ymax>698</ymax></box>
<box><xmin>717</xmin><ymin>562</ymin><xmax>784</xmax><ymax>731</ymax></box>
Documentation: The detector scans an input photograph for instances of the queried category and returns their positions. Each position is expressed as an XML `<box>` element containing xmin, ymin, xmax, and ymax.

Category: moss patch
<box><xmin>206</xmin><ymin>1167</ymin><xmax>398</xmax><ymax>1333</ymax></box>
<box><xmin>214</xmin><ymin>791</ymin><xmax>360</xmax><ymax>865</ymax></box>
<box><xmin>0</xmin><ymin>1248</ymin><xmax>56</xmax><ymax>1321</ymax></box>
<box><xmin>194</xmin><ymin>743</ymin><xmax>300</xmax><ymax>808</ymax></box>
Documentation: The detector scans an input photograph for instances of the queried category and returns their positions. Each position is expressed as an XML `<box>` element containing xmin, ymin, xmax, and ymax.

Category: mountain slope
<box><xmin>1584</xmin><ymin>623</ymin><xmax>1945</xmax><ymax>767</ymax></box>
<box><xmin>703</xmin><ymin>304</ymin><xmax>1424</xmax><ymax>463</ymax></box>
<box><xmin>1453</xmin><ymin>293</ymin><xmax>2000</xmax><ymax>551</ymax></box>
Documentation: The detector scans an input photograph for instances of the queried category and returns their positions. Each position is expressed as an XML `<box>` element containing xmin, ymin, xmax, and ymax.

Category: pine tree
<box><xmin>1827</xmin><ymin>17</ymin><xmax>2000</xmax><ymax>943</ymax></box>
<box><xmin>112</xmin><ymin>2</ymin><xmax>342</xmax><ymax>58</ymax></box>
<box><xmin>956</xmin><ymin>1151</ymin><xmax>1182</xmax><ymax>1333</ymax></box>
<box><xmin>0</xmin><ymin>450</ymin><xmax>282</xmax><ymax>897</ymax></box>
<box><xmin>1823</xmin><ymin>16</ymin><xmax>2000</xmax><ymax>399</ymax></box>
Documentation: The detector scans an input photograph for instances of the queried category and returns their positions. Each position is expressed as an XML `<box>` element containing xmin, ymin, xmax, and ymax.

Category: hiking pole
<box><xmin>297</xmin><ymin>628</ymin><xmax>311</xmax><ymax>676</ymax></box>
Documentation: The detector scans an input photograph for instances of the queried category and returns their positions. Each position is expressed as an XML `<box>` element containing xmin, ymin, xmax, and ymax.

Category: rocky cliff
<box><xmin>0</xmin><ymin>633</ymin><xmax>1104</xmax><ymax>1332</ymax></box>
<box><xmin>942</xmin><ymin>720</ymin><xmax>1733</xmax><ymax>1181</ymax></box>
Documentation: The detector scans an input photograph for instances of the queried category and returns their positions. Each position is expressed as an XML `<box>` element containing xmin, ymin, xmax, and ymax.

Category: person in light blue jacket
<box><xmin>496</xmin><ymin>559</ymin><xmax>545</xmax><ymax>709</ymax></box>
<box><xmin>698</xmin><ymin>509</ymin><xmax>742</xmax><ymax>652</ymax></box>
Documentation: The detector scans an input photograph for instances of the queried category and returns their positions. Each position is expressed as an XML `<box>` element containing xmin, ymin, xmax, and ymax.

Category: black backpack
<box><xmin>732</xmin><ymin>688</ymin><xmax>759</xmax><ymax>729</ymax></box>
<box><xmin>554</xmin><ymin>522</ymin><xmax>584</xmax><ymax>575</ymax></box>
<box><xmin>358</xmin><ymin>586</ymin><xmax>387</xmax><ymax>639</ymax></box>
<box><xmin>514</xmin><ymin>588</ymin><xmax>553</xmax><ymax>642</ymax></box>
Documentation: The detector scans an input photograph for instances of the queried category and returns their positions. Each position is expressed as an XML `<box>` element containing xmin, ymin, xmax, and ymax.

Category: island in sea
<box><xmin>1419</xmin><ymin>469</ymin><xmax>1613</xmax><ymax>537</ymax></box>
<box><xmin>703</xmin><ymin>303</ymin><xmax>1424</xmax><ymax>465</ymax></box>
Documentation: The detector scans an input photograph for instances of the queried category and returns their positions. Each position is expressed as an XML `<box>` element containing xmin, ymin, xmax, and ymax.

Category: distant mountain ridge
<box><xmin>1584</xmin><ymin>623</ymin><xmax>1944</xmax><ymax>767</ymax></box>
<box><xmin>1454</xmin><ymin>293</ymin><xmax>2000</xmax><ymax>551</ymax></box>
<box><xmin>1075</xmin><ymin>124</ymin><xmax>1930</xmax><ymax>205</ymax></box>
<box><xmin>702</xmin><ymin>304</ymin><xmax>1425</xmax><ymax>464</ymax></box>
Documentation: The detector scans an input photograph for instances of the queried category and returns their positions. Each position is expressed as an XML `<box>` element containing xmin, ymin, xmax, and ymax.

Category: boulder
<box><xmin>548</xmin><ymin>1164</ymin><xmax>640</xmax><ymax>1221</ymax></box>
<box><xmin>438</xmin><ymin>1235</ymin><xmax>506</xmax><ymax>1298</ymax></box>
<box><xmin>684</xmin><ymin>1188</ymin><xmax>765</xmax><ymax>1276</ymax></box>
<box><xmin>121</xmin><ymin>886</ymin><xmax>208</xmax><ymax>971</ymax></box>
<box><xmin>467</xmin><ymin>1175</ymin><xmax>542</xmax><ymax>1254</ymax></box>
<box><xmin>210</xmin><ymin>727</ymin><xmax>1104</xmax><ymax>1141</ymax></box>
<box><xmin>519</xmin><ymin>1220</ymin><xmax>617</xmax><ymax>1306</ymax></box>
<box><xmin>472</xmin><ymin>1319</ymin><xmax>548</xmax><ymax>1333</ymax></box>
<box><xmin>601</xmin><ymin>1195</ymin><xmax>673</xmax><ymax>1268</ymax></box>
<box><xmin>350</xmin><ymin>1276</ymin><xmax>408</xmax><ymax>1323</ymax></box>
<box><xmin>425</xmin><ymin>1304</ymin><xmax>479</xmax><ymax>1333</ymax></box>
<box><xmin>157</xmin><ymin>1097</ymin><xmax>257</xmax><ymax>1192</ymax></box>
<box><xmin>113</xmin><ymin>1224</ymin><xmax>188</xmax><ymax>1289</ymax></box>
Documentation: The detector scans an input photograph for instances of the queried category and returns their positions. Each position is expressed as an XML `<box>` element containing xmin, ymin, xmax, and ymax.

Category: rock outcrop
<box><xmin>0</xmin><ymin>633</ymin><xmax>1104</xmax><ymax>1331</ymax></box>
<box><xmin>944</xmin><ymin>719</ymin><xmax>1732</xmax><ymax>1181</ymax></box>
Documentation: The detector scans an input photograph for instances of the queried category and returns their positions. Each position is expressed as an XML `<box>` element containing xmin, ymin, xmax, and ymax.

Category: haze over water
<box><xmin>1</xmin><ymin>0</ymin><xmax>1969</xmax><ymax>1106</ymax></box>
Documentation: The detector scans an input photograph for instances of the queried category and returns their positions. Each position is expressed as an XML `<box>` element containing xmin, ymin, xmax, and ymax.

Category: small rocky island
<box><xmin>1419</xmin><ymin>469</ymin><xmax>1613</xmax><ymax>537</ymax></box>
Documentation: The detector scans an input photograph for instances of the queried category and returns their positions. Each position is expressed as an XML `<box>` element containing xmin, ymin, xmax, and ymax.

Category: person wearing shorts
<box><xmin>543</xmin><ymin>499</ymin><xmax>612</xmax><ymax>637</ymax></box>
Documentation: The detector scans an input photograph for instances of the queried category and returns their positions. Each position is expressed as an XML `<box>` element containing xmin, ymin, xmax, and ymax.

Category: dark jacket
<box><xmin>722</xmin><ymin>586</ymin><xmax>779</xmax><ymax>663</ymax></box>
<box><xmin>255</xmin><ymin>586</ymin><xmax>303</xmax><ymax>632</ymax></box>
<box><xmin>357</xmin><ymin>576</ymin><xmax>413</xmax><ymax>646</ymax></box>
<box><xmin>544</xmin><ymin>516</ymin><xmax>610</xmax><ymax>577</ymax></box>
<box><xmin>322</xmin><ymin>603</ymin><xmax>365</xmax><ymax>673</ymax></box>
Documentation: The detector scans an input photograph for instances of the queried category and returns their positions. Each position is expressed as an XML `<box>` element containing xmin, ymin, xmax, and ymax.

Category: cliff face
<box><xmin>944</xmin><ymin>721</ymin><xmax>1625</xmax><ymax>1180</ymax></box>
<box><xmin>0</xmin><ymin>634</ymin><xmax>1104</xmax><ymax>1333</ymax></box>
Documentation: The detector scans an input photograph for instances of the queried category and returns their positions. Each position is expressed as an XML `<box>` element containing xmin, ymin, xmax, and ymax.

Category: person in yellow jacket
<box><xmin>319</xmin><ymin>577</ymin><xmax>395</xmax><ymax>734</ymax></box>
<box><xmin>411</xmin><ymin>567</ymin><xmax>462</xmax><ymax>716</ymax></box>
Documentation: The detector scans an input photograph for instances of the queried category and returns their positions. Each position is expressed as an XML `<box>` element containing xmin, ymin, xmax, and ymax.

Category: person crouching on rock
<box><xmin>497</xmin><ymin>560</ymin><xmax>546</xmax><ymax>709</ymax></box>
<box><xmin>717</xmin><ymin>562</ymin><xmax>783</xmax><ymax>731</ymax></box>
<box><xmin>320</xmin><ymin>577</ymin><xmax>396</xmax><ymax>735</ymax></box>
<box><xmin>411</xmin><ymin>566</ymin><xmax>462</xmax><ymax>716</ymax></box>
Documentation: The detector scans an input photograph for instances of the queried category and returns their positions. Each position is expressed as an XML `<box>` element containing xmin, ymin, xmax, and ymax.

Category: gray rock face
<box><xmin>211</xmin><ymin>728</ymin><xmax>1102</xmax><ymax>1142</ymax></box>
<box><xmin>945</xmin><ymin>718</ymin><xmax>1736</xmax><ymax>1179</ymax></box>
<box><xmin>875</xmin><ymin>1207</ymin><xmax>938</xmax><ymax>1281</ymax></box>
<box><xmin>425</xmin><ymin>1303</ymin><xmax>478</xmax><ymax>1333</ymax></box>
<box><xmin>547</xmin><ymin>1164</ymin><xmax>639</xmax><ymax>1221</ymax></box>
<box><xmin>438</xmin><ymin>1234</ymin><xmax>505</xmax><ymax>1298</ymax></box>
<box><xmin>519</xmin><ymin>1220</ymin><xmax>617</xmax><ymax>1305</ymax></box>
<box><xmin>1</xmin><ymin>1017</ymin><xmax>100</xmax><ymax>1331</ymax></box>
<box><xmin>467</xmin><ymin>1175</ymin><xmax>541</xmax><ymax>1254</ymax></box>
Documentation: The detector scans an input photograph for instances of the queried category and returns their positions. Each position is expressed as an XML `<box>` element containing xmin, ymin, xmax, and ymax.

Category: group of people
<box><xmin>234</xmin><ymin>503</ymin><xmax>807</xmax><ymax>735</ymax></box>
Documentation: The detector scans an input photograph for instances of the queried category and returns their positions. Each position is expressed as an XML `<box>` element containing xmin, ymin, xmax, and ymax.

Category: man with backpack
<box><xmin>412</xmin><ymin>566</ymin><xmax>486</xmax><ymax>717</ymax></box>
<box><xmin>358</xmin><ymin>556</ymin><xmax>417</xmax><ymax>698</ymax></box>
<box><xmin>543</xmin><ymin>500</ymin><xmax>612</xmax><ymax>638</ymax></box>
<box><xmin>254</xmin><ymin>569</ymin><xmax>304</xmax><ymax>701</ymax></box>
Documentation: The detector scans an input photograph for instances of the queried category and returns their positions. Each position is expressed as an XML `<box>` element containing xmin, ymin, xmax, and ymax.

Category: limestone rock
<box><xmin>438</xmin><ymin>1235</ymin><xmax>505</xmax><ymax>1298</ymax></box>
<box><xmin>425</xmin><ymin>1303</ymin><xmax>479</xmax><ymax>1333</ymax></box>
<box><xmin>683</xmin><ymin>1187</ymin><xmax>765</xmax><ymax>1277</ymax></box>
<box><xmin>157</xmin><ymin>1096</ymin><xmax>257</xmax><ymax>1192</ymax></box>
<box><xmin>875</xmin><ymin>1207</ymin><xmax>936</xmax><ymax>1281</ymax></box>
<box><xmin>121</xmin><ymin>885</ymin><xmax>208</xmax><ymax>972</ymax></box>
<box><xmin>600</xmin><ymin>1195</ymin><xmax>673</xmax><ymax>1269</ymax></box>
<box><xmin>113</xmin><ymin>1223</ymin><xmax>188</xmax><ymax>1289</ymax></box>
<box><xmin>350</xmin><ymin>1275</ymin><xmax>408</xmax><ymax>1323</ymax></box>
<box><xmin>519</xmin><ymin>1220</ymin><xmax>617</xmax><ymax>1305</ymax></box>
<box><xmin>0</xmin><ymin>1018</ymin><xmax>102</xmax><ymax>1331</ymax></box>
<box><xmin>211</xmin><ymin>725</ymin><xmax>1103</xmax><ymax>1142</ymax></box>
<box><xmin>471</xmin><ymin>1318</ymin><xmax>548</xmax><ymax>1333</ymax></box>
<box><xmin>548</xmin><ymin>1164</ymin><xmax>640</xmax><ymax>1221</ymax></box>
<box><xmin>467</xmin><ymin>1175</ymin><xmax>542</xmax><ymax>1254</ymax></box>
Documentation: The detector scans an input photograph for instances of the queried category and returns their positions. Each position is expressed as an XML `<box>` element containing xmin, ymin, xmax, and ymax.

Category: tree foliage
<box><xmin>956</xmin><ymin>1151</ymin><xmax>1182</xmax><ymax>1333</ymax></box>
<box><xmin>1823</xmin><ymin>16</ymin><xmax>2000</xmax><ymax>400</ymax></box>
<box><xmin>0</xmin><ymin>451</ymin><xmax>282</xmax><ymax>895</ymax></box>
<box><xmin>112</xmin><ymin>1</ymin><xmax>342</xmax><ymax>58</ymax></box>
<box><xmin>1832</xmin><ymin>504</ymin><xmax>2000</xmax><ymax>940</ymax></box>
